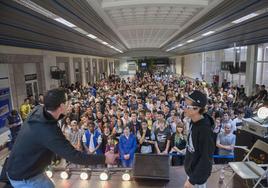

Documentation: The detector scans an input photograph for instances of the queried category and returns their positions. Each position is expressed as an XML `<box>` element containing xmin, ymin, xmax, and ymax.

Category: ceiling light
<box><xmin>202</xmin><ymin>31</ymin><xmax>215</xmax><ymax>36</ymax></box>
<box><xmin>87</xmin><ymin>34</ymin><xmax>97</xmax><ymax>39</ymax></box>
<box><xmin>113</xmin><ymin>47</ymin><xmax>123</xmax><ymax>53</ymax></box>
<box><xmin>54</xmin><ymin>18</ymin><xmax>76</xmax><ymax>28</ymax></box>
<box><xmin>14</xmin><ymin>0</ymin><xmax>57</xmax><ymax>19</ymax></box>
<box><xmin>166</xmin><ymin>43</ymin><xmax>184</xmax><ymax>52</ymax></box>
<box><xmin>175</xmin><ymin>43</ymin><xmax>184</xmax><ymax>47</ymax></box>
<box><xmin>102</xmin><ymin>41</ymin><xmax>108</xmax><ymax>45</ymax></box>
<box><xmin>232</xmin><ymin>13</ymin><xmax>259</xmax><ymax>24</ymax></box>
<box><xmin>187</xmin><ymin>39</ymin><xmax>194</xmax><ymax>43</ymax></box>
<box><xmin>73</xmin><ymin>27</ymin><xmax>88</xmax><ymax>35</ymax></box>
<box><xmin>166</xmin><ymin>47</ymin><xmax>175</xmax><ymax>52</ymax></box>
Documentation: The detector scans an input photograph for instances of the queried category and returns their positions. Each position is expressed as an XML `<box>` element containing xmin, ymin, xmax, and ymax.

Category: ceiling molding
<box><xmin>114</xmin><ymin>48</ymin><xmax>175</xmax><ymax>58</ymax></box>
<box><xmin>118</xmin><ymin>24</ymin><xmax>181</xmax><ymax>30</ymax></box>
<box><xmin>102</xmin><ymin>0</ymin><xmax>208</xmax><ymax>9</ymax></box>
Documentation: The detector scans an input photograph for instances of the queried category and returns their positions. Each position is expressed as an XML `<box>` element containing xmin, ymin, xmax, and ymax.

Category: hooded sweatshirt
<box><xmin>184</xmin><ymin>113</ymin><xmax>215</xmax><ymax>185</ymax></box>
<box><xmin>7</xmin><ymin>106</ymin><xmax>104</xmax><ymax>180</ymax></box>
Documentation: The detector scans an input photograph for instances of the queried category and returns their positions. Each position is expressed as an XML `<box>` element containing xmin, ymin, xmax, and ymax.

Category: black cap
<box><xmin>186</xmin><ymin>90</ymin><xmax>207</xmax><ymax>108</ymax></box>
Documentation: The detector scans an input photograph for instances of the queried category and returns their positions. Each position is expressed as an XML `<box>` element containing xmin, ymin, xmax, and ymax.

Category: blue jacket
<box><xmin>84</xmin><ymin>129</ymin><xmax>102</xmax><ymax>154</ymax></box>
<box><xmin>119</xmin><ymin>134</ymin><xmax>137</xmax><ymax>160</ymax></box>
<box><xmin>88</xmin><ymin>87</ymin><xmax>97</xmax><ymax>97</ymax></box>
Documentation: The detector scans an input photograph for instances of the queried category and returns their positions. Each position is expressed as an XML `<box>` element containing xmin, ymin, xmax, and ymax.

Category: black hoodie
<box><xmin>184</xmin><ymin>113</ymin><xmax>215</xmax><ymax>185</ymax></box>
<box><xmin>7</xmin><ymin>106</ymin><xmax>104</xmax><ymax>180</ymax></box>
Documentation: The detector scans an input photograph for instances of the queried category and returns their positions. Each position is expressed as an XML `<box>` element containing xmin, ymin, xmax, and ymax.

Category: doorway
<box><xmin>25</xmin><ymin>80</ymin><xmax>39</xmax><ymax>100</ymax></box>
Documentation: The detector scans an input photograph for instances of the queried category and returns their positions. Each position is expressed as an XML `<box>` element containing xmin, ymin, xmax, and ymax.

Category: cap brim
<box><xmin>185</xmin><ymin>96</ymin><xmax>204</xmax><ymax>107</ymax></box>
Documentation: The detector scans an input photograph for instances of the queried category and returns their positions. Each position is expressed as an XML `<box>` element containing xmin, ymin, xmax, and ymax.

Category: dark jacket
<box><xmin>170</xmin><ymin>133</ymin><xmax>187</xmax><ymax>150</ymax></box>
<box><xmin>7</xmin><ymin>106</ymin><xmax>104</xmax><ymax>180</ymax></box>
<box><xmin>127</xmin><ymin>121</ymin><xmax>141</xmax><ymax>135</ymax></box>
<box><xmin>184</xmin><ymin>114</ymin><xmax>215</xmax><ymax>185</ymax></box>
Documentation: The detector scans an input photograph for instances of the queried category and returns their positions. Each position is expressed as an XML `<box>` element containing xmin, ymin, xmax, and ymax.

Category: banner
<box><xmin>0</xmin><ymin>88</ymin><xmax>12</xmax><ymax>129</ymax></box>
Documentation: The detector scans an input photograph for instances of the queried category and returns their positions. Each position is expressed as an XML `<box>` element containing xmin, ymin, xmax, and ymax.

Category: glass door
<box><xmin>25</xmin><ymin>80</ymin><xmax>39</xmax><ymax>100</ymax></box>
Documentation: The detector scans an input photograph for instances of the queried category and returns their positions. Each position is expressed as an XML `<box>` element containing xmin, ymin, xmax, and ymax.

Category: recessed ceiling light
<box><xmin>202</xmin><ymin>31</ymin><xmax>215</xmax><ymax>36</ymax></box>
<box><xmin>87</xmin><ymin>34</ymin><xmax>97</xmax><ymax>39</ymax></box>
<box><xmin>54</xmin><ymin>18</ymin><xmax>76</xmax><ymax>28</ymax></box>
<box><xmin>14</xmin><ymin>0</ymin><xmax>57</xmax><ymax>19</ymax></box>
<box><xmin>232</xmin><ymin>13</ymin><xmax>259</xmax><ymax>24</ymax></box>
<box><xmin>187</xmin><ymin>39</ymin><xmax>194</xmax><ymax>43</ymax></box>
<box><xmin>74</xmin><ymin>27</ymin><xmax>88</xmax><ymax>35</ymax></box>
<box><xmin>102</xmin><ymin>41</ymin><xmax>108</xmax><ymax>45</ymax></box>
<box><xmin>166</xmin><ymin>47</ymin><xmax>176</xmax><ymax>52</ymax></box>
<box><xmin>175</xmin><ymin>43</ymin><xmax>184</xmax><ymax>47</ymax></box>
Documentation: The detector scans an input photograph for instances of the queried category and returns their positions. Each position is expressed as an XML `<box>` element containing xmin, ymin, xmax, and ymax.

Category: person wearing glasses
<box><xmin>183</xmin><ymin>90</ymin><xmax>215</xmax><ymax>188</ymax></box>
<box><xmin>6</xmin><ymin>88</ymin><xmax>104</xmax><ymax>188</ymax></box>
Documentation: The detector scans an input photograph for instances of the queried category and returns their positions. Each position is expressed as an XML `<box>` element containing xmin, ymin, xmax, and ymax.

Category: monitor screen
<box><xmin>141</xmin><ymin>63</ymin><xmax>147</xmax><ymax>67</ymax></box>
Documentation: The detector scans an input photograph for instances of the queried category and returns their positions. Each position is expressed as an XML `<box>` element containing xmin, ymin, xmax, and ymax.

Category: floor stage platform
<box><xmin>50</xmin><ymin>165</ymin><xmax>246</xmax><ymax>188</ymax></box>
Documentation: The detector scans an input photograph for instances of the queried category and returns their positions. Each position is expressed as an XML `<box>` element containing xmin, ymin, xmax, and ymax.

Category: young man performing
<box><xmin>183</xmin><ymin>90</ymin><xmax>215</xmax><ymax>188</ymax></box>
<box><xmin>6</xmin><ymin>88</ymin><xmax>105</xmax><ymax>188</ymax></box>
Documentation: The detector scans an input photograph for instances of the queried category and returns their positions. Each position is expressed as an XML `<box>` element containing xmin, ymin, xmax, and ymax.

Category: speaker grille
<box><xmin>133</xmin><ymin>154</ymin><xmax>170</xmax><ymax>180</ymax></box>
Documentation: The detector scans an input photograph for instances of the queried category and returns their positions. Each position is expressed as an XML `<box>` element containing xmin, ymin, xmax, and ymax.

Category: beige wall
<box><xmin>174</xmin><ymin>56</ymin><xmax>182</xmax><ymax>75</ymax></box>
<box><xmin>0</xmin><ymin>45</ymin><xmax>117</xmax><ymax>110</ymax></box>
<box><xmin>185</xmin><ymin>53</ymin><xmax>202</xmax><ymax>79</ymax></box>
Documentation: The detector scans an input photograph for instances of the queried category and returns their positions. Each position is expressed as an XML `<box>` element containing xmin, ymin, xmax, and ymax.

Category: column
<box><xmin>112</xmin><ymin>61</ymin><xmax>115</xmax><ymax>74</ymax></box>
<box><xmin>68</xmin><ymin>57</ymin><xmax>75</xmax><ymax>84</ymax></box>
<box><xmin>8</xmin><ymin>63</ymin><xmax>18</xmax><ymax>109</ymax></box>
<box><xmin>81</xmin><ymin>58</ymin><xmax>87</xmax><ymax>86</ymax></box>
<box><xmin>107</xmin><ymin>61</ymin><xmax>111</xmax><ymax>76</ymax></box>
<box><xmin>95</xmin><ymin>59</ymin><xmax>99</xmax><ymax>81</ymax></box>
<box><xmin>175</xmin><ymin>56</ymin><xmax>182</xmax><ymax>75</ymax></box>
<box><xmin>245</xmin><ymin>45</ymin><xmax>258</xmax><ymax>96</ymax></box>
<box><xmin>201</xmin><ymin>52</ymin><xmax>206</xmax><ymax>80</ymax></box>
<box><xmin>90</xmin><ymin>58</ymin><xmax>94</xmax><ymax>84</ymax></box>
<box><xmin>43</xmin><ymin>55</ymin><xmax>59</xmax><ymax>90</ymax></box>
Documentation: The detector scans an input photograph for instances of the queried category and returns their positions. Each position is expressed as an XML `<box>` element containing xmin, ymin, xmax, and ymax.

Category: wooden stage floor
<box><xmin>51</xmin><ymin>165</ymin><xmax>247</xmax><ymax>188</ymax></box>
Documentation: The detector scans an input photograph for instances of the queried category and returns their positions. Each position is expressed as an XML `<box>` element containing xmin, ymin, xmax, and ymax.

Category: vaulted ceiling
<box><xmin>89</xmin><ymin>0</ymin><xmax>219</xmax><ymax>49</ymax></box>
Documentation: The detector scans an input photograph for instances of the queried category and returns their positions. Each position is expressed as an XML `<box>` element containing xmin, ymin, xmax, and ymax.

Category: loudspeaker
<box><xmin>133</xmin><ymin>154</ymin><xmax>170</xmax><ymax>180</ymax></box>
<box><xmin>228</xmin><ymin>65</ymin><xmax>239</xmax><ymax>74</ymax></box>
<box><xmin>236</xmin><ymin>129</ymin><xmax>268</xmax><ymax>163</ymax></box>
<box><xmin>51</xmin><ymin>70</ymin><xmax>65</xmax><ymax>80</ymax></box>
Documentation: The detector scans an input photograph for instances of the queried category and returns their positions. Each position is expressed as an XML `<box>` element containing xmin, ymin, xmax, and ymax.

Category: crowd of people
<box><xmin>7</xmin><ymin>72</ymin><xmax>267</xmax><ymax>168</ymax></box>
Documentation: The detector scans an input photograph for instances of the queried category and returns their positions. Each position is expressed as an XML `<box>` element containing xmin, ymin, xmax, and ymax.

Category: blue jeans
<box><xmin>121</xmin><ymin>159</ymin><xmax>133</xmax><ymax>168</ymax></box>
<box><xmin>7</xmin><ymin>172</ymin><xmax>54</xmax><ymax>188</ymax></box>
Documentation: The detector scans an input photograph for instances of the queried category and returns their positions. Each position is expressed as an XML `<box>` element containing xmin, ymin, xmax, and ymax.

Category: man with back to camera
<box><xmin>183</xmin><ymin>90</ymin><xmax>215</xmax><ymax>188</ymax></box>
<box><xmin>6</xmin><ymin>88</ymin><xmax>105</xmax><ymax>188</ymax></box>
